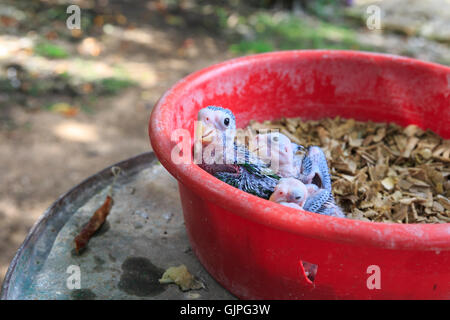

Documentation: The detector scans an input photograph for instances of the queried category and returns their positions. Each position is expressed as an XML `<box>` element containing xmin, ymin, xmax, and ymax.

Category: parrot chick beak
<box><xmin>195</xmin><ymin>121</ymin><xmax>215</xmax><ymax>145</ymax></box>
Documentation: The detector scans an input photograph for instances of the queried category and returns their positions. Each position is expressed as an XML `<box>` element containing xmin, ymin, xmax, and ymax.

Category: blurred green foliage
<box><xmin>34</xmin><ymin>42</ymin><xmax>69</xmax><ymax>59</ymax></box>
<box><xmin>228</xmin><ymin>12</ymin><xmax>373</xmax><ymax>54</ymax></box>
<box><xmin>306</xmin><ymin>0</ymin><xmax>345</xmax><ymax>20</ymax></box>
<box><xmin>230</xmin><ymin>40</ymin><xmax>275</xmax><ymax>54</ymax></box>
<box><xmin>97</xmin><ymin>78</ymin><xmax>136</xmax><ymax>95</ymax></box>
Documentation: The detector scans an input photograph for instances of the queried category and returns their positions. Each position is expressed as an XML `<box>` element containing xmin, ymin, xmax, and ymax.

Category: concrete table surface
<box><xmin>1</xmin><ymin>152</ymin><xmax>235</xmax><ymax>300</ymax></box>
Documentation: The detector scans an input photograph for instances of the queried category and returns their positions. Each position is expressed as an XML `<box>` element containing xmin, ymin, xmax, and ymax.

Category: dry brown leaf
<box><xmin>159</xmin><ymin>265</ymin><xmax>205</xmax><ymax>291</ymax></box>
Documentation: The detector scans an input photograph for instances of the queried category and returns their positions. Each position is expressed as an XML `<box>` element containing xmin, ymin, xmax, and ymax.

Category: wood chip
<box><xmin>402</xmin><ymin>136</ymin><xmax>419</xmax><ymax>158</ymax></box>
<box><xmin>381</xmin><ymin>177</ymin><xmax>395</xmax><ymax>191</ymax></box>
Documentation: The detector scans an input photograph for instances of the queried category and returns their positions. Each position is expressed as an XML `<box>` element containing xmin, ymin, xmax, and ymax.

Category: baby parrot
<box><xmin>252</xmin><ymin>132</ymin><xmax>331</xmax><ymax>192</ymax></box>
<box><xmin>194</xmin><ymin>107</ymin><xmax>345</xmax><ymax>216</ymax></box>
<box><xmin>195</xmin><ymin>106</ymin><xmax>280</xmax><ymax>199</ymax></box>
<box><xmin>255</xmin><ymin>132</ymin><xmax>345</xmax><ymax>217</ymax></box>
<box><xmin>298</xmin><ymin>145</ymin><xmax>345</xmax><ymax>217</ymax></box>
<box><xmin>251</xmin><ymin>132</ymin><xmax>304</xmax><ymax>178</ymax></box>
<box><xmin>269</xmin><ymin>177</ymin><xmax>309</xmax><ymax>209</ymax></box>
<box><xmin>270</xmin><ymin>178</ymin><xmax>345</xmax><ymax>217</ymax></box>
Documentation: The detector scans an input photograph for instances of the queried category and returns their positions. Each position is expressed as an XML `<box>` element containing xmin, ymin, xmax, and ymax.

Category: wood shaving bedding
<box><xmin>242</xmin><ymin>117</ymin><xmax>450</xmax><ymax>224</ymax></box>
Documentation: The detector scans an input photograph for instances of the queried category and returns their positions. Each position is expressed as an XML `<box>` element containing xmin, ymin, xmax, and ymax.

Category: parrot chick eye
<box><xmin>224</xmin><ymin>118</ymin><xmax>230</xmax><ymax>126</ymax></box>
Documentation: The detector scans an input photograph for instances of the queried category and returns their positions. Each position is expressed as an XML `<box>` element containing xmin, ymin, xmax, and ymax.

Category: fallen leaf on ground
<box><xmin>74</xmin><ymin>195</ymin><xmax>113</xmax><ymax>254</ymax></box>
<box><xmin>159</xmin><ymin>265</ymin><xmax>205</xmax><ymax>291</ymax></box>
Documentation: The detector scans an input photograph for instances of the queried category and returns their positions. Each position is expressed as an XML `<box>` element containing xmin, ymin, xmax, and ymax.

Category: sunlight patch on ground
<box><xmin>0</xmin><ymin>198</ymin><xmax>49</xmax><ymax>220</ymax></box>
<box><xmin>1</xmin><ymin>266</ymin><xmax>7</xmax><ymax>286</ymax></box>
<box><xmin>0</xmin><ymin>199</ymin><xmax>21</xmax><ymax>219</ymax></box>
<box><xmin>103</xmin><ymin>24</ymin><xmax>155</xmax><ymax>45</ymax></box>
<box><xmin>0</xmin><ymin>35</ymin><xmax>33</xmax><ymax>58</ymax></box>
<box><xmin>102</xmin><ymin>24</ymin><xmax>173</xmax><ymax>54</ymax></box>
<box><xmin>117</xmin><ymin>62</ymin><xmax>157</xmax><ymax>87</ymax></box>
<box><xmin>52</xmin><ymin>121</ymin><xmax>99</xmax><ymax>143</ymax></box>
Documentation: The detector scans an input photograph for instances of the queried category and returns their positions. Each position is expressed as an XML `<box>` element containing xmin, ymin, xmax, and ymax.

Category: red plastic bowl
<box><xmin>149</xmin><ymin>50</ymin><xmax>450</xmax><ymax>299</ymax></box>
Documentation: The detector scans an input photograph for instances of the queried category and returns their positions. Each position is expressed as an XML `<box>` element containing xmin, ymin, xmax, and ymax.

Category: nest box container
<box><xmin>149</xmin><ymin>50</ymin><xmax>450</xmax><ymax>299</ymax></box>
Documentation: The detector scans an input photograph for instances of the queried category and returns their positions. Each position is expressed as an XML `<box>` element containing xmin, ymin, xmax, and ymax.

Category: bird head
<box><xmin>195</xmin><ymin>106</ymin><xmax>236</xmax><ymax>147</ymax></box>
<box><xmin>252</xmin><ymin>132</ymin><xmax>293</xmax><ymax>164</ymax></box>
<box><xmin>269</xmin><ymin>177</ymin><xmax>308</xmax><ymax>207</ymax></box>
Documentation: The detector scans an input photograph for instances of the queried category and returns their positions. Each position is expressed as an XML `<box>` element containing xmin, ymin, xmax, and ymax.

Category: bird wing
<box><xmin>303</xmin><ymin>188</ymin><xmax>332</xmax><ymax>213</ymax></box>
<box><xmin>215</xmin><ymin>167</ymin><xmax>279</xmax><ymax>200</ymax></box>
<box><xmin>234</xmin><ymin>144</ymin><xmax>280</xmax><ymax>178</ymax></box>
<box><xmin>299</xmin><ymin>146</ymin><xmax>332</xmax><ymax>192</ymax></box>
